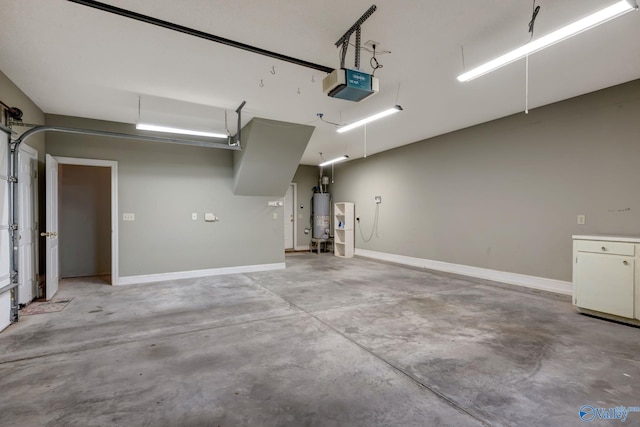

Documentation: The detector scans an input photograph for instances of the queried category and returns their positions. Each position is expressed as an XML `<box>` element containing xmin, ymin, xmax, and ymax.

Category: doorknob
<box><xmin>40</xmin><ymin>232</ymin><xmax>50</xmax><ymax>237</ymax></box>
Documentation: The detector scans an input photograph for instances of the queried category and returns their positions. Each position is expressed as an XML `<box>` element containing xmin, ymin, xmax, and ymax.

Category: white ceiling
<box><xmin>1</xmin><ymin>0</ymin><xmax>638</xmax><ymax>165</ymax></box>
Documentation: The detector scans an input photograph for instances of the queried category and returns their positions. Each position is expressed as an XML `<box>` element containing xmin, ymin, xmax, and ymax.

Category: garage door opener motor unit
<box><xmin>323</xmin><ymin>68</ymin><xmax>379</xmax><ymax>102</ymax></box>
<box><xmin>324</xmin><ymin>5</ymin><xmax>379</xmax><ymax>102</ymax></box>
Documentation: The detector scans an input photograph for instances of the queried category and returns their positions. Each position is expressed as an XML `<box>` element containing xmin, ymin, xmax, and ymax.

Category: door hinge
<box><xmin>10</xmin><ymin>224</ymin><xmax>18</xmax><ymax>231</ymax></box>
<box><xmin>8</xmin><ymin>176</ymin><xmax>18</xmax><ymax>183</ymax></box>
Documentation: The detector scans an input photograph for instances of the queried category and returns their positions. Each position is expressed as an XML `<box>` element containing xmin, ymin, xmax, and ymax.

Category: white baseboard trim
<box><xmin>355</xmin><ymin>249</ymin><xmax>572</xmax><ymax>296</ymax></box>
<box><xmin>118</xmin><ymin>262</ymin><xmax>286</xmax><ymax>286</ymax></box>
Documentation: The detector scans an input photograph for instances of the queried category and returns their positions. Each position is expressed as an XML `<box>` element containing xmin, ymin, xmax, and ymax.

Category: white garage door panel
<box><xmin>0</xmin><ymin>291</ymin><xmax>10</xmax><ymax>332</ymax></box>
<box><xmin>0</xmin><ymin>152</ymin><xmax>7</xmax><ymax>228</ymax></box>
<box><xmin>0</xmin><ymin>136</ymin><xmax>7</xmax><ymax>176</ymax></box>
<box><xmin>1</xmin><ymin>130</ymin><xmax>11</xmax><ymax>331</ymax></box>
<box><xmin>0</xmin><ymin>231</ymin><xmax>9</xmax><ymax>287</ymax></box>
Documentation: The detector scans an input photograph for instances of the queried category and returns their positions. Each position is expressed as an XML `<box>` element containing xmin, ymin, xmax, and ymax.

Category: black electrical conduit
<box><xmin>66</xmin><ymin>0</ymin><xmax>334</xmax><ymax>74</ymax></box>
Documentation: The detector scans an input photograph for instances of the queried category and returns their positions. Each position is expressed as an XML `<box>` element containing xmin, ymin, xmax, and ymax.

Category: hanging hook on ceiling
<box><xmin>270</xmin><ymin>66</ymin><xmax>276</xmax><ymax>75</ymax></box>
<box><xmin>259</xmin><ymin>79</ymin><xmax>264</xmax><ymax>88</ymax></box>
<box><xmin>297</xmin><ymin>88</ymin><xmax>301</xmax><ymax>95</ymax></box>
<box><xmin>529</xmin><ymin>0</ymin><xmax>541</xmax><ymax>39</ymax></box>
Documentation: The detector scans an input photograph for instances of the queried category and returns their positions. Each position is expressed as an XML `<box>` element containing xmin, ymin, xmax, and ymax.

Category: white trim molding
<box><xmin>118</xmin><ymin>262</ymin><xmax>286</xmax><ymax>286</ymax></box>
<box><xmin>355</xmin><ymin>249</ymin><xmax>572</xmax><ymax>296</ymax></box>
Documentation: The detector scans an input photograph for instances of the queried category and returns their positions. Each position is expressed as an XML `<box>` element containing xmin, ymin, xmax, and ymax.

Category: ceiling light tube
<box><xmin>136</xmin><ymin>123</ymin><xmax>228</xmax><ymax>139</ymax></box>
<box><xmin>457</xmin><ymin>0</ymin><xmax>638</xmax><ymax>82</ymax></box>
<box><xmin>319</xmin><ymin>155</ymin><xmax>349</xmax><ymax>167</ymax></box>
<box><xmin>337</xmin><ymin>105</ymin><xmax>403</xmax><ymax>133</ymax></box>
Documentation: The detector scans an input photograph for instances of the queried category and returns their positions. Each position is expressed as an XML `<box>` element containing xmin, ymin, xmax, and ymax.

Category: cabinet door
<box><xmin>575</xmin><ymin>253</ymin><xmax>634</xmax><ymax>318</ymax></box>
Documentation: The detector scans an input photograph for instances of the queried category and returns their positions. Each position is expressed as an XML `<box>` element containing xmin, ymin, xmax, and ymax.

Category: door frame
<box><xmin>284</xmin><ymin>182</ymin><xmax>297</xmax><ymax>251</ymax></box>
<box><xmin>55</xmin><ymin>157</ymin><xmax>119</xmax><ymax>286</ymax></box>
<box><xmin>17</xmin><ymin>143</ymin><xmax>38</xmax><ymax>303</ymax></box>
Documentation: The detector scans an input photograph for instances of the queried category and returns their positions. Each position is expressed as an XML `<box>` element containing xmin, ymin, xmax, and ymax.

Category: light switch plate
<box><xmin>577</xmin><ymin>215</ymin><xmax>586</xmax><ymax>225</ymax></box>
<box><xmin>192</xmin><ymin>213</ymin><xmax>198</xmax><ymax>220</ymax></box>
<box><xmin>272</xmin><ymin>212</ymin><xmax>278</xmax><ymax>220</ymax></box>
<box><xmin>123</xmin><ymin>213</ymin><xmax>135</xmax><ymax>221</ymax></box>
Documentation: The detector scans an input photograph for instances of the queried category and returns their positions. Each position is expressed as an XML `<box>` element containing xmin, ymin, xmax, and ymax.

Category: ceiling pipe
<box><xmin>66</xmin><ymin>0</ymin><xmax>334</xmax><ymax>74</ymax></box>
<box><xmin>15</xmin><ymin>126</ymin><xmax>242</xmax><ymax>150</ymax></box>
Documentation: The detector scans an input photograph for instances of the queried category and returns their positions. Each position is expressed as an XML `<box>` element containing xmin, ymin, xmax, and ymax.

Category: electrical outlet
<box><xmin>272</xmin><ymin>212</ymin><xmax>278</xmax><ymax>220</ymax></box>
<box><xmin>577</xmin><ymin>215</ymin><xmax>586</xmax><ymax>225</ymax></box>
<box><xmin>375</xmin><ymin>196</ymin><xmax>382</xmax><ymax>204</ymax></box>
<box><xmin>192</xmin><ymin>213</ymin><xmax>198</xmax><ymax>220</ymax></box>
<box><xmin>123</xmin><ymin>213</ymin><xmax>135</xmax><ymax>221</ymax></box>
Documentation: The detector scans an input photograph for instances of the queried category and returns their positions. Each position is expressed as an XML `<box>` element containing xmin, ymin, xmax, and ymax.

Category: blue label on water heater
<box><xmin>346</xmin><ymin>69</ymin><xmax>371</xmax><ymax>90</ymax></box>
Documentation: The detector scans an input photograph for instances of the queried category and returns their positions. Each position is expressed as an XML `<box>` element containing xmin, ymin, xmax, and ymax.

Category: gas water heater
<box><xmin>313</xmin><ymin>192</ymin><xmax>330</xmax><ymax>239</ymax></box>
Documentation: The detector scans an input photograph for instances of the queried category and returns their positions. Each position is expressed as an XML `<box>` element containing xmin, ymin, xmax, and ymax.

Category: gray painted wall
<box><xmin>332</xmin><ymin>79</ymin><xmax>640</xmax><ymax>282</ymax></box>
<box><xmin>46</xmin><ymin>114</ymin><xmax>284</xmax><ymax>278</ymax></box>
<box><xmin>59</xmin><ymin>165</ymin><xmax>111</xmax><ymax>278</ymax></box>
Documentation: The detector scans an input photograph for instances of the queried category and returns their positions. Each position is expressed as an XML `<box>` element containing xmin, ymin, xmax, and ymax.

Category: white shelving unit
<box><xmin>334</xmin><ymin>202</ymin><xmax>354</xmax><ymax>258</ymax></box>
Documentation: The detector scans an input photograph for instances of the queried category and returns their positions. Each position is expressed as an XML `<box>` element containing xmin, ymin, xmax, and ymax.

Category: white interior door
<box><xmin>284</xmin><ymin>183</ymin><xmax>295</xmax><ymax>250</ymax></box>
<box><xmin>45</xmin><ymin>154</ymin><xmax>59</xmax><ymax>300</ymax></box>
<box><xmin>18</xmin><ymin>145</ymin><xmax>37</xmax><ymax>304</ymax></box>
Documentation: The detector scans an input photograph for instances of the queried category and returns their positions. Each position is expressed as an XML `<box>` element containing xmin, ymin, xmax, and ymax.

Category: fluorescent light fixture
<box><xmin>337</xmin><ymin>105</ymin><xmax>403</xmax><ymax>133</ymax></box>
<box><xmin>319</xmin><ymin>155</ymin><xmax>349</xmax><ymax>167</ymax></box>
<box><xmin>136</xmin><ymin>123</ymin><xmax>228</xmax><ymax>139</ymax></box>
<box><xmin>457</xmin><ymin>0</ymin><xmax>638</xmax><ymax>82</ymax></box>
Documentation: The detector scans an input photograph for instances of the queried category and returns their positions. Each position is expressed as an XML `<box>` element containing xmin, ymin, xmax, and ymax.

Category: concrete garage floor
<box><xmin>1</xmin><ymin>254</ymin><xmax>639</xmax><ymax>426</ymax></box>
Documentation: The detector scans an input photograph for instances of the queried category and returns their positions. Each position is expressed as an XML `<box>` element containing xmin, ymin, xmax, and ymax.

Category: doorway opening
<box><xmin>45</xmin><ymin>156</ymin><xmax>119</xmax><ymax>300</ymax></box>
<box><xmin>59</xmin><ymin>164</ymin><xmax>112</xmax><ymax>283</ymax></box>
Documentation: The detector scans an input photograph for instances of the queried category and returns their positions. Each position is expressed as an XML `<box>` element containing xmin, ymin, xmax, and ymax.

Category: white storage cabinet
<box><xmin>573</xmin><ymin>235</ymin><xmax>640</xmax><ymax>326</ymax></box>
